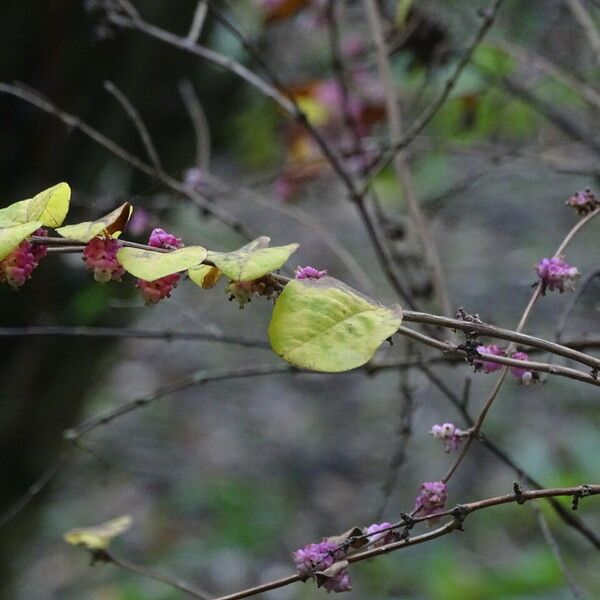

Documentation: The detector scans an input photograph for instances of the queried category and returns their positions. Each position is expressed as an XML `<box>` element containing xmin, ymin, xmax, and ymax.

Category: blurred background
<box><xmin>1</xmin><ymin>1</ymin><xmax>599</xmax><ymax>598</ymax></box>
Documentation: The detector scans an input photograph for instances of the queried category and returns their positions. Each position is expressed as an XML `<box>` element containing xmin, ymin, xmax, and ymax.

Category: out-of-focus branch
<box><xmin>565</xmin><ymin>0</ymin><xmax>600</xmax><ymax>67</ymax></box>
<box><xmin>363</xmin><ymin>0</ymin><xmax>451</xmax><ymax>316</ymax></box>
<box><xmin>0</xmin><ymin>82</ymin><xmax>254</xmax><ymax>239</ymax></box>
<box><xmin>0</xmin><ymin>326</ymin><xmax>270</xmax><ymax>349</ymax></box>
<box><xmin>94</xmin><ymin>549</ymin><xmax>212</xmax><ymax>600</ymax></box>
<box><xmin>531</xmin><ymin>504</ymin><xmax>588</xmax><ymax>599</ymax></box>
<box><xmin>103</xmin><ymin>80</ymin><xmax>163</xmax><ymax>173</ymax></box>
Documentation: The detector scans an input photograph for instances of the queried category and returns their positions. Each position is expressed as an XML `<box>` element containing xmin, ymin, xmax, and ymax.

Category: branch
<box><xmin>95</xmin><ymin>549</ymin><xmax>211</xmax><ymax>600</ymax></box>
<box><xmin>0</xmin><ymin>82</ymin><xmax>254</xmax><ymax>240</ymax></box>
<box><xmin>363</xmin><ymin>0</ymin><xmax>451</xmax><ymax>316</ymax></box>
<box><xmin>565</xmin><ymin>0</ymin><xmax>600</xmax><ymax>68</ymax></box>
<box><xmin>212</xmin><ymin>484</ymin><xmax>600</xmax><ymax>600</ymax></box>
<box><xmin>0</xmin><ymin>326</ymin><xmax>270</xmax><ymax>349</ymax></box>
<box><xmin>64</xmin><ymin>364</ymin><xmax>296</xmax><ymax>440</ymax></box>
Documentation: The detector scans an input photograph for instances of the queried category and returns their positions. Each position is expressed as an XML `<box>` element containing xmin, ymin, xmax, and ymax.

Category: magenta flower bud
<box><xmin>293</xmin><ymin>540</ymin><xmax>351</xmax><ymax>593</ymax></box>
<box><xmin>0</xmin><ymin>229</ymin><xmax>48</xmax><ymax>288</ymax></box>
<box><xmin>148</xmin><ymin>228</ymin><xmax>183</xmax><ymax>250</ymax></box>
<box><xmin>31</xmin><ymin>228</ymin><xmax>48</xmax><ymax>261</ymax></box>
<box><xmin>295</xmin><ymin>265</ymin><xmax>328</xmax><ymax>280</ymax></box>
<box><xmin>535</xmin><ymin>257</ymin><xmax>580</xmax><ymax>294</ymax></box>
<box><xmin>474</xmin><ymin>344</ymin><xmax>506</xmax><ymax>373</ymax></box>
<box><xmin>364</xmin><ymin>522</ymin><xmax>399</xmax><ymax>547</ymax></box>
<box><xmin>510</xmin><ymin>351</ymin><xmax>534</xmax><ymax>384</ymax></box>
<box><xmin>83</xmin><ymin>237</ymin><xmax>125</xmax><ymax>283</ymax></box>
<box><xmin>321</xmin><ymin>569</ymin><xmax>352</xmax><ymax>593</ymax></box>
<box><xmin>136</xmin><ymin>273</ymin><xmax>180</xmax><ymax>305</ymax></box>
<box><xmin>414</xmin><ymin>481</ymin><xmax>448</xmax><ymax>523</ymax></box>
<box><xmin>429</xmin><ymin>422</ymin><xmax>466</xmax><ymax>452</ymax></box>
<box><xmin>183</xmin><ymin>167</ymin><xmax>204</xmax><ymax>192</ymax></box>
<box><xmin>566</xmin><ymin>189</ymin><xmax>597</xmax><ymax>215</ymax></box>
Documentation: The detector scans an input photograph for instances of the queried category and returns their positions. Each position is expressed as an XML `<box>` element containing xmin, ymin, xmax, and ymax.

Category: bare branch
<box><xmin>363</xmin><ymin>0</ymin><xmax>451</xmax><ymax>316</ymax></box>
<box><xmin>104</xmin><ymin>80</ymin><xmax>164</xmax><ymax>173</ymax></box>
<box><xmin>565</xmin><ymin>0</ymin><xmax>600</xmax><ymax>67</ymax></box>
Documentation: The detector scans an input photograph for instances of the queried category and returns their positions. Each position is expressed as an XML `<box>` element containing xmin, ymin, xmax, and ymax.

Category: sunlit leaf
<box><xmin>209</xmin><ymin>237</ymin><xmax>298</xmax><ymax>281</ymax></box>
<box><xmin>0</xmin><ymin>221</ymin><xmax>43</xmax><ymax>261</ymax></box>
<box><xmin>117</xmin><ymin>246</ymin><xmax>207</xmax><ymax>281</ymax></box>
<box><xmin>63</xmin><ymin>515</ymin><xmax>132</xmax><ymax>550</ymax></box>
<box><xmin>56</xmin><ymin>203</ymin><xmax>133</xmax><ymax>242</ymax></box>
<box><xmin>269</xmin><ymin>278</ymin><xmax>402</xmax><ymax>372</ymax></box>
<box><xmin>188</xmin><ymin>264</ymin><xmax>222</xmax><ymax>289</ymax></box>
<box><xmin>0</xmin><ymin>182</ymin><xmax>71</xmax><ymax>228</ymax></box>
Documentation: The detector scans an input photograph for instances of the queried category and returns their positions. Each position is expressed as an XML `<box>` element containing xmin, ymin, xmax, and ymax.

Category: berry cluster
<box><xmin>0</xmin><ymin>228</ymin><xmax>47</xmax><ymax>288</ymax></box>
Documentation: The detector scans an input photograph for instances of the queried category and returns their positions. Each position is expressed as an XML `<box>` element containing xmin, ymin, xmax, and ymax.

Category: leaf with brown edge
<box><xmin>56</xmin><ymin>203</ymin><xmax>133</xmax><ymax>242</ymax></box>
<box><xmin>63</xmin><ymin>515</ymin><xmax>132</xmax><ymax>550</ymax></box>
<box><xmin>188</xmin><ymin>264</ymin><xmax>222</xmax><ymax>289</ymax></box>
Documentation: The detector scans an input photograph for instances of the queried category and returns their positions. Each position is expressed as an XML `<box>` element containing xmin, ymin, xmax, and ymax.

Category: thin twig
<box><xmin>0</xmin><ymin>457</ymin><xmax>65</xmax><ymax>527</ymax></box>
<box><xmin>0</xmin><ymin>326</ymin><xmax>270</xmax><ymax>349</ymax></box>
<box><xmin>186</xmin><ymin>0</ymin><xmax>208</xmax><ymax>46</ymax></box>
<box><xmin>531</xmin><ymin>504</ymin><xmax>587</xmax><ymax>599</ymax></box>
<box><xmin>179</xmin><ymin>79</ymin><xmax>211</xmax><ymax>169</ymax></box>
<box><xmin>565</xmin><ymin>0</ymin><xmax>600</xmax><ymax>68</ymax></box>
<box><xmin>103</xmin><ymin>80</ymin><xmax>164</xmax><ymax>173</ymax></box>
<box><xmin>0</xmin><ymin>82</ymin><xmax>254</xmax><ymax>239</ymax></box>
<box><xmin>375</xmin><ymin>355</ymin><xmax>414</xmax><ymax>520</ymax></box>
<box><xmin>99</xmin><ymin>549</ymin><xmax>212</xmax><ymax>600</ymax></box>
<box><xmin>65</xmin><ymin>364</ymin><xmax>296</xmax><ymax>440</ymax></box>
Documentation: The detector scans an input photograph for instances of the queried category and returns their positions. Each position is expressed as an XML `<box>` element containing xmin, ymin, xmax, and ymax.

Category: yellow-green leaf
<box><xmin>56</xmin><ymin>203</ymin><xmax>133</xmax><ymax>242</ymax></box>
<box><xmin>63</xmin><ymin>515</ymin><xmax>132</xmax><ymax>550</ymax></box>
<box><xmin>268</xmin><ymin>278</ymin><xmax>402</xmax><ymax>372</ymax></box>
<box><xmin>0</xmin><ymin>182</ymin><xmax>71</xmax><ymax>228</ymax></box>
<box><xmin>209</xmin><ymin>237</ymin><xmax>298</xmax><ymax>281</ymax></box>
<box><xmin>188</xmin><ymin>264</ymin><xmax>222</xmax><ymax>289</ymax></box>
<box><xmin>0</xmin><ymin>221</ymin><xmax>43</xmax><ymax>261</ymax></box>
<box><xmin>117</xmin><ymin>246</ymin><xmax>207</xmax><ymax>280</ymax></box>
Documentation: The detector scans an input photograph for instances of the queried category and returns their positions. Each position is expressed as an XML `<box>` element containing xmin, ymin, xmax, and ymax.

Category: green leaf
<box><xmin>117</xmin><ymin>246</ymin><xmax>207</xmax><ymax>281</ymax></box>
<box><xmin>56</xmin><ymin>203</ymin><xmax>133</xmax><ymax>242</ymax></box>
<box><xmin>209</xmin><ymin>236</ymin><xmax>298</xmax><ymax>281</ymax></box>
<box><xmin>0</xmin><ymin>182</ymin><xmax>71</xmax><ymax>228</ymax></box>
<box><xmin>63</xmin><ymin>515</ymin><xmax>132</xmax><ymax>550</ymax></box>
<box><xmin>268</xmin><ymin>278</ymin><xmax>402</xmax><ymax>372</ymax></box>
<box><xmin>0</xmin><ymin>221</ymin><xmax>43</xmax><ymax>261</ymax></box>
<box><xmin>188</xmin><ymin>264</ymin><xmax>222</xmax><ymax>289</ymax></box>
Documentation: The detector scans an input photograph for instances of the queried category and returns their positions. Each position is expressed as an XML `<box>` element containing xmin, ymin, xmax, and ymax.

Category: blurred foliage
<box><xmin>1</xmin><ymin>0</ymin><xmax>600</xmax><ymax>599</ymax></box>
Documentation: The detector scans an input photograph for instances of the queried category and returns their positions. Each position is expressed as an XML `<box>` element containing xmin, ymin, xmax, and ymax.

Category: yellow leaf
<box><xmin>0</xmin><ymin>182</ymin><xmax>71</xmax><ymax>228</ymax></box>
<box><xmin>0</xmin><ymin>221</ymin><xmax>43</xmax><ymax>261</ymax></box>
<box><xmin>63</xmin><ymin>515</ymin><xmax>132</xmax><ymax>550</ymax></box>
<box><xmin>56</xmin><ymin>203</ymin><xmax>133</xmax><ymax>242</ymax></box>
<box><xmin>117</xmin><ymin>246</ymin><xmax>207</xmax><ymax>281</ymax></box>
<box><xmin>208</xmin><ymin>237</ymin><xmax>298</xmax><ymax>281</ymax></box>
<box><xmin>188</xmin><ymin>264</ymin><xmax>222</xmax><ymax>289</ymax></box>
